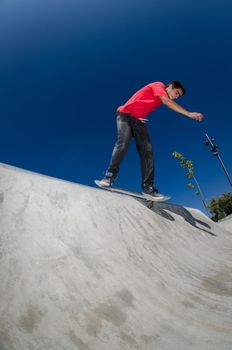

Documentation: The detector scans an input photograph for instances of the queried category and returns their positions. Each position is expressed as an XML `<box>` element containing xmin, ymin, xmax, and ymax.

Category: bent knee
<box><xmin>115</xmin><ymin>140</ymin><xmax>130</xmax><ymax>150</ymax></box>
<box><xmin>146</xmin><ymin>143</ymin><xmax>153</xmax><ymax>152</ymax></box>
<box><xmin>139</xmin><ymin>143</ymin><xmax>153</xmax><ymax>153</ymax></box>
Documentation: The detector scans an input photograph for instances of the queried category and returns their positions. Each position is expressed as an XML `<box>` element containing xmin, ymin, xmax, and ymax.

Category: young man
<box><xmin>99</xmin><ymin>81</ymin><xmax>204</xmax><ymax>199</ymax></box>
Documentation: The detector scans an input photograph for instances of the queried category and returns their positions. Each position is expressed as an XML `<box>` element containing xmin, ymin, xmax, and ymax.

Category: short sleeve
<box><xmin>149</xmin><ymin>82</ymin><xmax>168</xmax><ymax>98</ymax></box>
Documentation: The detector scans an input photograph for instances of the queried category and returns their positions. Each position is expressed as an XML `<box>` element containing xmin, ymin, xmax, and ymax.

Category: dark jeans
<box><xmin>105</xmin><ymin>113</ymin><xmax>156</xmax><ymax>190</ymax></box>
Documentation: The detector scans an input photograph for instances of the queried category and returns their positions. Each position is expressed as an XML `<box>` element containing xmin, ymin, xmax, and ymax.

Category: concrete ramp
<box><xmin>0</xmin><ymin>163</ymin><xmax>232</xmax><ymax>350</ymax></box>
<box><xmin>218</xmin><ymin>215</ymin><xmax>232</xmax><ymax>232</ymax></box>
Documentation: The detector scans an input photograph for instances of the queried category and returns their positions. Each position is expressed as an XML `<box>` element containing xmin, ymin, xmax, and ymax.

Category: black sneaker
<box><xmin>99</xmin><ymin>177</ymin><xmax>114</xmax><ymax>187</ymax></box>
<box><xmin>142</xmin><ymin>186</ymin><xmax>165</xmax><ymax>200</ymax></box>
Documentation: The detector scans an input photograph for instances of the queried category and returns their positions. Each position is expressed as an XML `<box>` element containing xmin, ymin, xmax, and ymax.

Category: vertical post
<box><xmin>192</xmin><ymin>175</ymin><xmax>210</xmax><ymax>216</ymax></box>
<box><xmin>205</xmin><ymin>134</ymin><xmax>232</xmax><ymax>187</ymax></box>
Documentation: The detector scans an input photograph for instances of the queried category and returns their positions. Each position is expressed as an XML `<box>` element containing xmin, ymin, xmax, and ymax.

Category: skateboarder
<box><xmin>99</xmin><ymin>81</ymin><xmax>204</xmax><ymax>199</ymax></box>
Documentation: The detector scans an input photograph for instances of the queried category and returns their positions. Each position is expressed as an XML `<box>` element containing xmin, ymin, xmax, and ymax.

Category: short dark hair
<box><xmin>166</xmin><ymin>80</ymin><xmax>186</xmax><ymax>95</ymax></box>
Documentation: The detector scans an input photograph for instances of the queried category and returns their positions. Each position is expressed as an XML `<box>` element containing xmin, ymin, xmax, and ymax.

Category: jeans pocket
<box><xmin>117</xmin><ymin>113</ymin><xmax>129</xmax><ymax>122</ymax></box>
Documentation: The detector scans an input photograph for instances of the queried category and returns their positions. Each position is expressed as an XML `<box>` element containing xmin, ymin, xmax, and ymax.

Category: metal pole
<box><xmin>205</xmin><ymin>134</ymin><xmax>232</xmax><ymax>187</ymax></box>
<box><xmin>217</xmin><ymin>154</ymin><xmax>232</xmax><ymax>187</ymax></box>
<box><xmin>193</xmin><ymin>175</ymin><xmax>210</xmax><ymax>216</ymax></box>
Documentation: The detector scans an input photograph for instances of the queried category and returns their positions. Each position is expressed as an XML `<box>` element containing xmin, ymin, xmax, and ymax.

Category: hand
<box><xmin>189</xmin><ymin>112</ymin><xmax>204</xmax><ymax>121</ymax></box>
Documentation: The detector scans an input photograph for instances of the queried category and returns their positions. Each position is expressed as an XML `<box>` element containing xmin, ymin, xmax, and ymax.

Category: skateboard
<box><xmin>94</xmin><ymin>180</ymin><xmax>171</xmax><ymax>202</ymax></box>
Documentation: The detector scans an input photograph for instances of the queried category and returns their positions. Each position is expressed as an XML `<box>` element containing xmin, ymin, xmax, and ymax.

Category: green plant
<box><xmin>172</xmin><ymin>151</ymin><xmax>209</xmax><ymax>214</ymax></box>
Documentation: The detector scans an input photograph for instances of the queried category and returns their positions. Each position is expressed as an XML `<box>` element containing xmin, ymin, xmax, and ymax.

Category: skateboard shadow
<box><xmin>136</xmin><ymin>199</ymin><xmax>216</xmax><ymax>237</ymax></box>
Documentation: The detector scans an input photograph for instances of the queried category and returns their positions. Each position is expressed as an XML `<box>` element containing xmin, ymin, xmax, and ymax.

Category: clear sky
<box><xmin>0</xmin><ymin>0</ymin><xmax>231</xmax><ymax>215</ymax></box>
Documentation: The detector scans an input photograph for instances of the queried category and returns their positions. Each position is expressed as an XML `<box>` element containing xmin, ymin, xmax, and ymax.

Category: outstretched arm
<box><xmin>160</xmin><ymin>95</ymin><xmax>204</xmax><ymax>121</ymax></box>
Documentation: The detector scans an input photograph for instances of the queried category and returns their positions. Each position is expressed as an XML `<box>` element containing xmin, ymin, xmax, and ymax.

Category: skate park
<box><xmin>0</xmin><ymin>162</ymin><xmax>232</xmax><ymax>350</ymax></box>
<box><xmin>1</xmin><ymin>0</ymin><xmax>232</xmax><ymax>348</ymax></box>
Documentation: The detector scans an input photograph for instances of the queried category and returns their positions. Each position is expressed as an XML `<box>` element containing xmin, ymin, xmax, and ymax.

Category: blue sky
<box><xmin>0</xmin><ymin>0</ymin><xmax>231</xmax><ymax>215</ymax></box>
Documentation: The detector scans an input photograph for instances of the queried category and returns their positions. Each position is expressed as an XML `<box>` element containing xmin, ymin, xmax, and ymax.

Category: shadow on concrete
<box><xmin>136</xmin><ymin>199</ymin><xmax>216</xmax><ymax>237</ymax></box>
<box><xmin>0</xmin><ymin>192</ymin><xmax>4</xmax><ymax>204</ymax></box>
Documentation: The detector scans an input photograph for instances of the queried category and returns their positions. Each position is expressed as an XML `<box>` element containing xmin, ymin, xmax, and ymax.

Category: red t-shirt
<box><xmin>117</xmin><ymin>81</ymin><xmax>168</xmax><ymax>120</ymax></box>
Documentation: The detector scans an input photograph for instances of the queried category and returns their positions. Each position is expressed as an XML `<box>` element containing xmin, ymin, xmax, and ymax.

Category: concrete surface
<box><xmin>218</xmin><ymin>214</ymin><xmax>232</xmax><ymax>232</ymax></box>
<box><xmin>0</xmin><ymin>162</ymin><xmax>232</xmax><ymax>350</ymax></box>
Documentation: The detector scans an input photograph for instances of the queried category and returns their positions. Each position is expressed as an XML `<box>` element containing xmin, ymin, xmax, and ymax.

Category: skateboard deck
<box><xmin>95</xmin><ymin>180</ymin><xmax>171</xmax><ymax>202</ymax></box>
